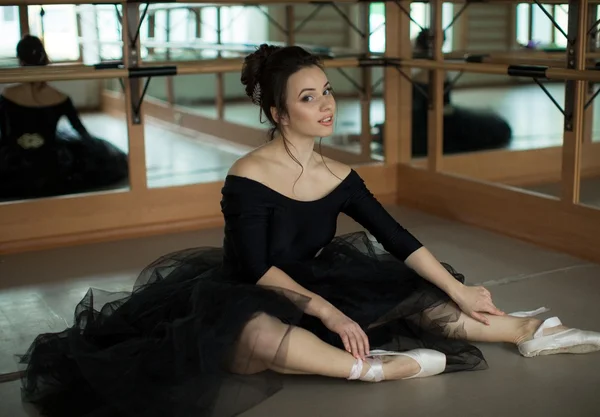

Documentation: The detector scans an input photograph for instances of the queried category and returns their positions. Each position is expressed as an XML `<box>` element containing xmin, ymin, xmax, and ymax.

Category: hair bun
<box><xmin>17</xmin><ymin>34</ymin><xmax>49</xmax><ymax>66</ymax></box>
<box><xmin>241</xmin><ymin>44</ymin><xmax>281</xmax><ymax>104</ymax></box>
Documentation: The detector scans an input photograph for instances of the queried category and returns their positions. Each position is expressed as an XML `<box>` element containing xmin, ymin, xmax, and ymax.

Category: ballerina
<box><xmin>18</xmin><ymin>43</ymin><xmax>600</xmax><ymax>417</ymax></box>
<box><xmin>0</xmin><ymin>34</ymin><xmax>128</xmax><ymax>200</ymax></box>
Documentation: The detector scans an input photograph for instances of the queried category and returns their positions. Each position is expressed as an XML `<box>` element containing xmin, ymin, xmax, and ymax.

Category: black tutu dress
<box><xmin>18</xmin><ymin>169</ymin><xmax>488</xmax><ymax>417</ymax></box>
<box><xmin>373</xmin><ymin>81</ymin><xmax>512</xmax><ymax>156</ymax></box>
<box><xmin>0</xmin><ymin>95</ymin><xmax>128</xmax><ymax>200</ymax></box>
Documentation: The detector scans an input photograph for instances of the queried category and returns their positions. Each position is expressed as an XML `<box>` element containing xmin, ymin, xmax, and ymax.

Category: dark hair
<box><xmin>240</xmin><ymin>44</ymin><xmax>329</xmax><ymax>181</ymax></box>
<box><xmin>241</xmin><ymin>44</ymin><xmax>323</xmax><ymax>138</ymax></box>
<box><xmin>17</xmin><ymin>35</ymin><xmax>50</xmax><ymax>66</ymax></box>
<box><xmin>415</xmin><ymin>28</ymin><xmax>446</xmax><ymax>53</ymax></box>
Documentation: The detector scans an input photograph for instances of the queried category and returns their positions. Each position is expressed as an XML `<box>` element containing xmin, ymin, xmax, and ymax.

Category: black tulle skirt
<box><xmin>411</xmin><ymin>107</ymin><xmax>512</xmax><ymax>157</ymax></box>
<box><xmin>0</xmin><ymin>129</ymin><xmax>128</xmax><ymax>200</ymax></box>
<box><xmin>18</xmin><ymin>232</ymin><xmax>488</xmax><ymax>417</ymax></box>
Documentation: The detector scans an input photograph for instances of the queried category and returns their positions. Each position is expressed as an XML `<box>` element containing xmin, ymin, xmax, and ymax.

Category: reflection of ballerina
<box><xmin>0</xmin><ymin>35</ymin><xmax>128</xmax><ymax>200</ymax></box>
<box><xmin>18</xmin><ymin>44</ymin><xmax>600</xmax><ymax>417</ymax></box>
<box><xmin>374</xmin><ymin>28</ymin><xmax>512</xmax><ymax>156</ymax></box>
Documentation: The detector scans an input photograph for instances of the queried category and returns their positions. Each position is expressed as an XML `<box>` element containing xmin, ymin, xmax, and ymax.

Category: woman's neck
<box><xmin>273</xmin><ymin>134</ymin><xmax>316</xmax><ymax>170</ymax></box>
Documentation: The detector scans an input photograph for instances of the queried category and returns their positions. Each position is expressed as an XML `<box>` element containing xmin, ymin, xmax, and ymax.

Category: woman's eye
<box><xmin>302</xmin><ymin>88</ymin><xmax>332</xmax><ymax>101</ymax></box>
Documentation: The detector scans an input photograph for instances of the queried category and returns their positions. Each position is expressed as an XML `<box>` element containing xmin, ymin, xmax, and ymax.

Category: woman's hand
<box><xmin>321</xmin><ymin>308</ymin><xmax>370</xmax><ymax>360</ymax></box>
<box><xmin>451</xmin><ymin>285</ymin><xmax>505</xmax><ymax>325</ymax></box>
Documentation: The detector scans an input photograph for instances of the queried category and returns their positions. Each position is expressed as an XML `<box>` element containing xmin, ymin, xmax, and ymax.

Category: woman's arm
<box><xmin>256</xmin><ymin>266</ymin><xmax>335</xmax><ymax>319</ymax></box>
<box><xmin>63</xmin><ymin>98</ymin><xmax>92</xmax><ymax>139</ymax></box>
<box><xmin>222</xmin><ymin>159</ymin><xmax>370</xmax><ymax>359</ymax></box>
<box><xmin>404</xmin><ymin>247</ymin><xmax>464</xmax><ymax>298</ymax></box>
<box><xmin>257</xmin><ymin>267</ymin><xmax>369</xmax><ymax>359</ymax></box>
<box><xmin>405</xmin><ymin>248</ymin><xmax>504</xmax><ymax>324</ymax></box>
<box><xmin>341</xmin><ymin>171</ymin><xmax>504</xmax><ymax>324</ymax></box>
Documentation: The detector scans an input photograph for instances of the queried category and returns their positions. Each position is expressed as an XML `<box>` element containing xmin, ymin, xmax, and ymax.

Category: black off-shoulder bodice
<box><xmin>0</xmin><ymin>95</ymin><xmax>91</xmax><ymax>146</ymax></box>
<box><xmin>220</xmin><ymin>169</ymin><xmax>424</xmax><ymax>283</ymax></box>
<box><xmin>0</xmin><ymin>94</ymin><xmax>128</xmax><ymax>200</ymax></box>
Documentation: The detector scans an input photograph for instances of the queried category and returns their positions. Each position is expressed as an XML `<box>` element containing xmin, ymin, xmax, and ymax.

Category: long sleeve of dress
<box><xmin>0</xmin><ymin>97</ymin><xmax>7</xmax><ymax>143</ymax></box>
<box><xmin>341</xmin><ymin>172</ymin><xmax>423</xmax><ymax>261</ymax></box>
<box><xmin>63</xmin><ymin>98</ymin><xmax>92</xmax><ymax>140</ymax></box>
<box><xmin>221</xmin><ymin>183</ymin><xmax>273</xmax><ymax>283</ymax></box>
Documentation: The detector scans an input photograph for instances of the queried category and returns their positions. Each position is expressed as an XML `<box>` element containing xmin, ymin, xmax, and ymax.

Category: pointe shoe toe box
<box><xmin>518</xmin><ymin>317</ymin><xmax>600</xmax><ymax>357</ymax></box>
<box><xmin>519</xmin><ymin>328</ymin><xmax>600</xmax><ymax>357</ymax></box>
<box><xmin>368</xmin><ymin>348</ymin><xmax>447</xmax><ymax>379</ymax></box>
<box><xmin>400</xmin><ymin>348</ymin><xmax>447</xmax><ymax>379</ymax></box>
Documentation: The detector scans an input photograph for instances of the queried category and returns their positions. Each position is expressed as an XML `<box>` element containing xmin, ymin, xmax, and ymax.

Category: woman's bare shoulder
<box><xmin>2</xmin><ymin>84</ymin><xmax>68</xmax><ymax>106</ymax></box>
<box><xmin>318</xmin><ymin>155</ymin><xmax>353</xmax><ymax>180</ymax></box>
<box><xmin>227</xmin><ymin>148</ymin><xmax>275</xmax><ymax>182</ymax></box>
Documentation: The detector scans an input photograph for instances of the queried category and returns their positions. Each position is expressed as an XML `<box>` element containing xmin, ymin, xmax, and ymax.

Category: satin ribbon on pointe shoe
<box><xmin>347</xmin><ymin>348</ymin><xmax>446</xmax><ymax>382</ymax></box>
<box><xmin>507</xmin><ymin>307</ymin><xmax>600</xmax><ymax>357</ymax></box>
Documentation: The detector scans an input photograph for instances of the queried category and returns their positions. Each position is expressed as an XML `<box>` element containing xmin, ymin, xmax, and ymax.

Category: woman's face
<box><xmin>277</xmin><ymin>65</ymin><xmax>336</xmax><ymax>140</ymax></box>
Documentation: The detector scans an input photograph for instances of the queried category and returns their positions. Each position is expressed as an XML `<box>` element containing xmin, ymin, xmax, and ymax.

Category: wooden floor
<box><xmin>1</xmin><ymin>82</ymin><xmax>599</xmax><ymax>417</ymax></box>
<box><xmin>1</xmin><ymin>204</ymin><xmax>599</xmax><ymax>417</ymax></box>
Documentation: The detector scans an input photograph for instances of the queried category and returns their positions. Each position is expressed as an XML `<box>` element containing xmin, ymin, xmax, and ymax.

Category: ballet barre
<box><xmin>0</xmin><ymin>56</ymin><xmax>363</xmax><ymax>82</ymax></box>
<box><xmin>5</xmin><ymin>54</ymin><xmax>600</xmax><ymax>85</ymax></box>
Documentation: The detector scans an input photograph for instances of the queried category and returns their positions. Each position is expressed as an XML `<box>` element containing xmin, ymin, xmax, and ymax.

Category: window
<box><xmin>369</xmin><ymin>3</ymin><xmax>455</xmax><ymax>54</ymax></box>
<box><xmin>135</xmin><ymin>4</ymin><xmax>268</xmax><ymax>60</ymax></box>
<box><xmin>369</xmin><ymin>3</ymin><xmax>385</xmax><ymax>53</ymax></box>
<box><xmin>28</xmin><ymin>5</ymin><xmax>80</xmax><ymax>61</ymax></box>
<box><xmin>3</xmin><ymin>5</ymin><xmax>15</xmax><ymax>21</ymax></box>
<box><xmin>516</xmin><ymin>3</ymin><xmax>571</xmax><ymax>48</ymax></box>
<box><xmin>0</xmin><ymin>6</ymin><xmax>21</xmax><ymax>61</ymax></box>
<box><xmin>94</xmin><ymin>5</ymin><xmax>123</xmax><ymax>61</ymax></box>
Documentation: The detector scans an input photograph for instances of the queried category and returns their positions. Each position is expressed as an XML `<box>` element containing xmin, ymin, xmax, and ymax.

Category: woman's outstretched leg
<box><xmin>230</xmin><ymin>313</ymin><xmax>421</xmax><ymax>380</ymax></box>
<box><xmin>420</xmin><ymin>301</ymin><xmax>600</xmax><ymax>357</ymax></box>
<box><xmin>418</xmin><ymin>301</ymin><xmax>545</xmax><ymax>344</ymax></box>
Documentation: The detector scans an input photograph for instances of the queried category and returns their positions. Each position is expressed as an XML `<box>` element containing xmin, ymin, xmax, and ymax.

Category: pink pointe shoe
<box><xmin>347</xmin><ymin>349</ymin><xmax>447</xmax><ymax>382</ymax></box>
<box><xmin>518</xmin><ymin>316</ymin><xmax>600</xmax><ymax>358</ymax></box>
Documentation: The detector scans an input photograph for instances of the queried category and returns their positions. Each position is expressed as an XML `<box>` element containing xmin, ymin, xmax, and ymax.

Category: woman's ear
<box><xmin>270</xmin><ymin>107</ymin><xmax>278</xmax><ymax>123</ymax></box>
<box><xmin>270</xmin><ymin>107</ymin><xmax>289</xmax><ymax>126</ymax></box>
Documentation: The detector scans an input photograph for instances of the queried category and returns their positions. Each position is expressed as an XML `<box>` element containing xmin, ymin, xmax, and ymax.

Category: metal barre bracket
<box><xmin>357</xmin><ymin>57</ymin><xmax>400</xmax><ymax>67</ymax></box>
<box><xmin>464</xmin><ymin>54</ymin><xmax>489</xmax><ymax>63</ymax></box>
<box><xmin>128</xmin><ymin>66</ymin><xmax>178</xmax><ymax>124</ymax></box>
<box><xmin>506</xmin><ymin>65</ymin><xmax>568</xmax><ymax>119</ymax></box>
<box><xmin>507</xmin><ymin>65</ymin><xmax>549</xmax><ymax>78</ymax></box>
<box><xmin>94</xmin><ymin>62</ymin><xmax>124</xmax><ymax>70</ymax></box>
<box><xmin>129</xmin><ymin>66</ymin><xmax>178</xmax><ymax>78</ymax></box>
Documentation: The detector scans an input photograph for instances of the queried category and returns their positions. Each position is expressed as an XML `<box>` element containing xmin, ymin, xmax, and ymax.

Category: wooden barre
<box><xmin>4</xmin><ymin>56</ymin><xmax>600</xmax><ymax>83</ymax></box>
<box><xmin>0</xmin><ymin>68</ymin><xmax>127</xmax><ymax>83</ymax></box>
<box><xmin>0</xmin><ymin>58</ymin><xmax>362</xmax><ymax>83</ymax></box>
<box><xmin>466</xmin><ymin>56</ymin><xmax>569</xmax><ymax>67</ymax></box>
<box><xmin>399</xmin><ymin>59</ymin><xmax>600</xmax><ymax>82</ymax></box>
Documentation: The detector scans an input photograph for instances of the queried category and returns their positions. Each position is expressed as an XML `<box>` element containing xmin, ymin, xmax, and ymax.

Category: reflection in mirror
<box><xmin>1</xmin><ymin>4</ymin><xmax>124</xmax><ymax>68</ymax></box>
<box><xmin>576</xmin><ymin>96</ymin><xmax>600</xmax><ymax>209</ymax></box>
<box><xmin>515</xmin><ymin>82</ymin><xmax>600</xmax><ymax>210</ymax></box>
<box><xmin>27</xmin><ymin>5</ymin><xmax>82</xmax><ymax>63</ymax></box>
<box><xmin>431</xmin><ymin>71</ymin><xmax>570</xmax><ymax>201</ymax></box>
<box><xmin>320</xmin><ymin>66</ymin><xmax>384</xmax><ymax>162</ymax></box>
<box><xmin>140</xmin><ymin>73</ymin><xmax>247</xmax><ymax>187</ymax></box>
<box><xmin>101</xmin><ymin>2</ymin><xmax>389</xmax><ymax>188</ymax></box>
<box><xmin>86</xmin><ymin>4</ymin><xmax>125</xmax><ymax>63</ymax></box>
<box><xmin>139</xmin><ymin>3</ymin><xmax>272</xmax><ymax>62</ymax></box>
<box><xmin>0</xmin><ymin>6</ymin><xmax>22</xmax><ymax>68</ymax></box>
<box><xmin>0</xmin><ymin>38</ymin><xmax>130</xmax><ymax>203</ymax></box>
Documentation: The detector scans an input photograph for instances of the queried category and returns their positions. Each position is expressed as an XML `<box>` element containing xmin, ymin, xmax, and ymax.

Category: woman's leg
<box><xmin>229</xmin><ymin>313</ymin><xmax>420</xmax><ymax>380</ymax></box>
<box><xmin>419</xmin><ymin>301</ymin><xmax>559</xmax><ymax>345</ymax></box>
